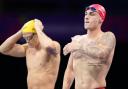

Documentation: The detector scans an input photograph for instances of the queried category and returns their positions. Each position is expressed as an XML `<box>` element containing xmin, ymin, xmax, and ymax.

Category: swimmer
<box><xmin>62</xmin><ymin>4</ymin><xmax>116</xmax><ymax>89</ymax></box>
<box><xmin>0</xmin><ymin>19</ymin><xmax>61</xmax><ymax>89</ymax></box>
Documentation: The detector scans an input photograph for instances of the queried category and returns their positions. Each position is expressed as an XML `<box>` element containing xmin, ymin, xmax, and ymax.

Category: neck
<box><xmin>87</xmin><ymin>26</ymin><xmax>103</xmax><ymax>39</ymax></box>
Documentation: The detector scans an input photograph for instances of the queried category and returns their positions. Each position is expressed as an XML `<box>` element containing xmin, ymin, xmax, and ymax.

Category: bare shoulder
<box><xmin>53</xmin><ymin>41</ymin><xmax>60</xmax><ymax>48</ymax></box>
<box><xmin>51</xmin><ymin>41</ymin><xmax>60</xmax><ymax>50</ymax></box>
<box><xmin>98</xmin><ymin>31</ymin><xmax>116</xmax><ymax>47</ymax></box>
<box><xmin>99</xmin><ymin>31</ymin><xmax>116</xmax><ymax>41</ymax></box>
<box><xmin>71</xmin><ymin>34</ymin><xmax>87</xmax><ymax>42</ymax></box>
<box><xmin>103</xmin><ymin>31</ymin><xmax>116</xmax><ymax>39</ymax></box>
<box><xmin>53</xmin><ymin>41</ymin><xmax>61</xmax><ymax>53</ymax></box>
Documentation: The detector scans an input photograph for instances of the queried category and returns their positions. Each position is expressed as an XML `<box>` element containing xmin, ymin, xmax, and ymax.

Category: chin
<box><xmin>84</xmin><ymin>24</ymin><xmax>91</xmax><ymax>29</ymax></box>
<box><xmin>84</xmin><ymin>26</ymin><xmax>90</xmax><ymax>30</ymax></box>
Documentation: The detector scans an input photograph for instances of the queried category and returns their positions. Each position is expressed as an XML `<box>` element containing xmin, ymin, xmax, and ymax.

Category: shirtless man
<box><xmin>62</xmin><ymin>4</ymin><xmax>116</xmax><ymax>89</ymax></box>
<box><xmin>0</xmin><ymin>19</ymin><xmax>60</xmax><ymax>89</ymax></box>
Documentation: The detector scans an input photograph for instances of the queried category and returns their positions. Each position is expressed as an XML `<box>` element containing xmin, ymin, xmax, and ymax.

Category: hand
<box><xmin>63</xmin><ymin>43</ymin><xmax>72</xmax><ymax>55</ymax></box>
<box><xmin>63</xmin><ymin>42</ymin><xmax>80</xmax><ymax>55</ymax></box>
<box><xmin>34</xmin><ymin>19</ymin><xmax>44</xmax><ymax>31</ymax></box>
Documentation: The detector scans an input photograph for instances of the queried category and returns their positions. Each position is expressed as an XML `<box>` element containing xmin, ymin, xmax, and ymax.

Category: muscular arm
<box><xmin>83</xmin><ymin>32</ymin><xmax>116</xmax><ymax>59</ymax></box>
<box><xmin>34</xmin><ymin>19</ymin><xmax>60</xmax><ymax>56</ymax></box>
<box><xmin>63</xmin><ymin>54</ymin><xmax>74</xmax><ymax>89</ymax></box>
<box><xmin>0</xmin><ymin>30</ymin><xmax>26</xmax><ymax>57</ymax></box>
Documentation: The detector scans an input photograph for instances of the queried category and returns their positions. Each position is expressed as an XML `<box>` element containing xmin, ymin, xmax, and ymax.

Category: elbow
<box><xmin>0</xmin><ymin>47</ymin><xmax>6</xmax><ymax>54</ymax></box>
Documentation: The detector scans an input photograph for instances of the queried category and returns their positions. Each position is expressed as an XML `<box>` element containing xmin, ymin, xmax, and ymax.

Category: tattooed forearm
<box><xmin>83</xmin><ymin>32</ymin><xmax>116</xmax><ymax>59</ymax></box>
<box><xmin>85</xmin><ymin>46</ymin><xmax>108</xmax><ymax>59</ymax></box>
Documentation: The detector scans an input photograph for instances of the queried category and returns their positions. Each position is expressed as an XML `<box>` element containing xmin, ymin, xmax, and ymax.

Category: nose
<box><xmin>84</xmin><ymin>16</ymin><xmax>89</xmax><ymax>23</ymax></box>
<box><xmin>85</xmin><ymin>14</ymin><xmax>89</xmax><ymax>20</ymax></box>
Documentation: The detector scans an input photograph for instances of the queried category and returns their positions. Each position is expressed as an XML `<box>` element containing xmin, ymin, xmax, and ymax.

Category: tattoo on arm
<box><xmin>84</xmin><ymin>32</ymin><xmax>116</xmax><ymax>59</ymax></box>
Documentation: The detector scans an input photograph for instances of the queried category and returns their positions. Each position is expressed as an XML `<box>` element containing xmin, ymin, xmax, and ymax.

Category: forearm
<box><xmin>34</xmin><ymin>19</ymin><xmax>54</xmax><ymax>49</ymax></box>
<box><xmin>63</xmin><ymin>41</ymin><xmax>81</xmax><ymax>55</ymax></box>
<box><xmin>63</xmin><ymin>69</ymin><xmax>74</xmax><ymax>89</ymax></box>
<box><xmin>36</xmin><ymin>28</ymin><xmax>53</xmax><ymax>48</ymax></box>
<box><xmin>83</xmin><ymin>32</ymin><xmax>116</xmax><ymax>59</ymax></box>
<box><xmin>0</xmin><ymin>31</ymin><xmax>22</xmax><ymax>53</ymax></box>
<box><xmin>83</xmin><ymin>44</ymin><xmax>109</xmax><ymax>59</ymax></box>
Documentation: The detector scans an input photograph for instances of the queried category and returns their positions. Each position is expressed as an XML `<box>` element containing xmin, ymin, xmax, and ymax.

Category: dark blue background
<box><xmin>0</xmin><ymin>0</ymin><xmax>128</xmax><ymax>89</ymax></box>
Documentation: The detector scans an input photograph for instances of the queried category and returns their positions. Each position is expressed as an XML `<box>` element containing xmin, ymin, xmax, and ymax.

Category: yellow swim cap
<box><xmin>21</xmin><ymin>20</ymin><xmax>36</xmax><ymax>33</ymax></box>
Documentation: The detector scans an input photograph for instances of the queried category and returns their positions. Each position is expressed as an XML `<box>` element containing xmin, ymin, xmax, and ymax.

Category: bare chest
<box><xmin>26</xmin><ymin>48</ymin><xmax>48</xmax><ymax>70</ymax></box>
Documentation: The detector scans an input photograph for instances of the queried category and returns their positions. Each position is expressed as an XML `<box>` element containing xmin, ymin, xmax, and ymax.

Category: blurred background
<box><xmin>0</xmin><ymin>0</ymin><xmax>128</xmax><ymax>89</ymax></box>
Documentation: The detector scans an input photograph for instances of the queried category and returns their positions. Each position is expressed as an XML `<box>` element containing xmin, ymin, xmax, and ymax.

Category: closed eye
<box><xmin>89</xmin><ymin>12</ymin><xmax>96</xmax><ymax>16</ymax></box>
<box><xmin>85</xmin><ymin>11</ymin><xmax>96</xmax><ymax>16</ymax></box>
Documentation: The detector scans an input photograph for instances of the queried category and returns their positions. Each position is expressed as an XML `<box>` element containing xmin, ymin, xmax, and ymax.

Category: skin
<box><xmin>62</xmin><ymin>10</ymin><xmax>116</xmax><ymax>89</ymax></box>
<box><xmin>0</xmin><ymin>19</ymin><xmax>61</xmax><ymax>89</ymax></box>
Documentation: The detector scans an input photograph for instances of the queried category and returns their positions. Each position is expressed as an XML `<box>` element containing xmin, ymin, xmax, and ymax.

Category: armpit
<box><xmin>46</xmin><ymin>41</ymin><xmax>60</xmax><ymax>57</ymax></box>
<box><xmin>46</xmin><ymin>47</ymin><xmax>58</xmax><ymax>56</ymax></box>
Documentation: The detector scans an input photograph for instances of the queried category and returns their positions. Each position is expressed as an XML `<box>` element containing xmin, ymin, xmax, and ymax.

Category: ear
<box><xmin>99</xmin><ymin>17</ymin><xmax>103</xmax><ymax>24</ymax></box>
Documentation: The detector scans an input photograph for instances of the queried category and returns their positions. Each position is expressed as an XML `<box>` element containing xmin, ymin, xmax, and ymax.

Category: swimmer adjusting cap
<box><xmin>21</xmin><ymin>20</ymin><xmax>36</xmax><ymax>33</ymax></box>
